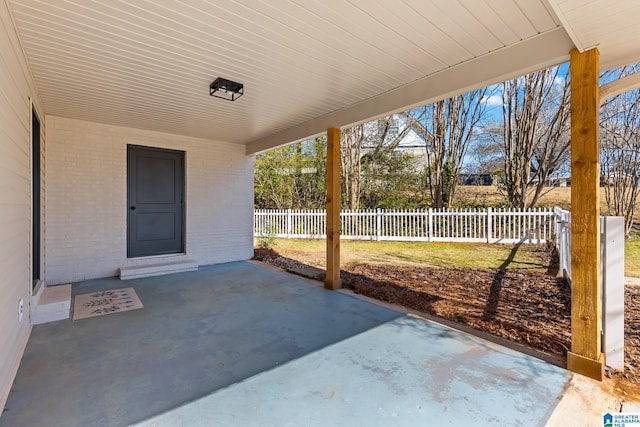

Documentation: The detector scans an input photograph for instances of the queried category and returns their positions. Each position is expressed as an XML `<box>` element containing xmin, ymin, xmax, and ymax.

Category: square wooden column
<box><xmin>325</xmin><ymin>127</ymin><xmax>342</xmax><ymax>290</ymax></box>
<box><xmin>568</xmin><ymin>47</ymin><xmax>604</xmax><ymax>380</ymax></box>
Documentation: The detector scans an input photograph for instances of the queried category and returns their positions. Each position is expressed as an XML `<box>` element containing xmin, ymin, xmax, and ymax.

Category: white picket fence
<box><xmin>254</xmin><ymin>207</ymin><xmax>556</xmax><ymax>244</ymax></box>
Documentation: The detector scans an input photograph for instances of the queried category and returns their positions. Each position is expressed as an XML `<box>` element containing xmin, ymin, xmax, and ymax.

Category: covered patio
<box><xmin>1</xmin><ymin>262</ymin><xmax>571</xmax><ymax>426</ymax></box>
<box><xmin>3</xmin><ymin>0</ymin><xmax>640</xmax><ymax>422</ymax></box>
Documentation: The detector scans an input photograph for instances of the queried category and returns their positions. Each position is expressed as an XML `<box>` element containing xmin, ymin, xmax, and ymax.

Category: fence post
<box><xmin>286</xmin><ymin>209</ymin><xmax>292</xmax><ymax>238</ymax></box>
<box><xmin>486</xmin><ymin>207</ymin><xmax>492</xmax><ymax>243</ymax></box>
<box><xmin>602</xmin><ymin>216</ymin><xmax>625</xmax><ymax>370</ymax></box>
<box><xmin>559</xmin><ymin>209</ymin><xmax>565</xmax><ymax>277</ymax></box>
<box><xmin>559</xmin><ymin>209</ymin><xmax>572</xmax><ymax>281</ymax></box>
<box><xmin>376</xmin><ymin>208</ymin><xmax>382</xmax><ymax>241</ymax></box>
<box><xmin>559</xmin><ymin>210</ymin><xmax>565</xmax><ymax>277</ymax></box>
<box><xmin>554</xmin><ymin>207</ymin><xmax>560</xmax><ymax>248</ymax></box>
<box><xmin>568</xmin><ymin>210</ymin><xmax>572</xmax><ymax>275</ymax></box>
<box><xmin>427</xmin><ymin>208</ymin><xmax>433</xmax><ymax>242</ymax></box>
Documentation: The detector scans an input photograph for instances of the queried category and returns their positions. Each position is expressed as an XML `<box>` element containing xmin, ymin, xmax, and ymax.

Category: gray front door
<box><xmin>127</xmin><ymin>145</ymin><xmax>184</xmax><ymax>258</ymax></box>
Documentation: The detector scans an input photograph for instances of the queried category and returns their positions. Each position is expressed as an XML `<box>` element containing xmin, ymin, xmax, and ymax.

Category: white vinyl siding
<box><xmin>0</xmin><ymin>1</ymin><xmax>44</xmax><ymax>411</ymax></box>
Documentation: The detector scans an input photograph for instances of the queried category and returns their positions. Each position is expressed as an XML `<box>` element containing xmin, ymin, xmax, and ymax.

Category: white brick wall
<box><xmin>45</xmin><ymin>116</ymin><xmax>254</xmax><ymax>285</ymax></box>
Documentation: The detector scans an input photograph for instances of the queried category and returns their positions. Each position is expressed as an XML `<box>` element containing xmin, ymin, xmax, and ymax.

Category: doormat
<box><xmin>73</xmin><ymin>288</ymin><xmax>143</xmax><ymax>321</ymax></box>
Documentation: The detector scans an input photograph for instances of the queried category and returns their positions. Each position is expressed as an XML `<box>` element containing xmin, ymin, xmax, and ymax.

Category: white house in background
<box><xmin>1</xmin><ymin>0</ymin><xmax>639</xmax><ymax>410</ymax></box>
<box><xmin>551</xmin><ymin>176</ymin><xmax>572</xmax><ymax>187</ymax></box>
<box><xmin>361</xmin><ymin>114</ymin><xmax>430</xmax><ymax>163</ymax></box>
<box><xmin>395</xmin><ymin>125</ymin><xmax>430</xmax><ymax>159</ymax></box>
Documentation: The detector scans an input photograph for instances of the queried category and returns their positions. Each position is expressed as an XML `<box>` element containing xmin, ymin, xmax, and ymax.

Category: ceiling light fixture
<box><xmin>209</xmin><ymin>77</ymin><xmax>244</xmax><ymax>101</ymax></box>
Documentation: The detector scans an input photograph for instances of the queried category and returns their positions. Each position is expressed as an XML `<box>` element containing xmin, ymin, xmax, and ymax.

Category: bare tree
<box><xmin>600</xmin><ymin>66</ymin><xmax>640</xmax><ymax>236</ymax></box>
<box><xmin>501</xmin><ymin>66</ymin><xmax>571</xmax><ymax>209</ymax></box>
<box><xmin>467</xmin><ymin>121</ymin><xmax>504</xmax><ymax>176</ymax></box>
<box><xmin>341</xmin><ymin>124</ymin><xmax>365</xmax><ymax>210</ymax></box>
<box><xmin>404</xmin><ymin>89</ymin><xmax>488</xmax><ymax>208</ymax></box>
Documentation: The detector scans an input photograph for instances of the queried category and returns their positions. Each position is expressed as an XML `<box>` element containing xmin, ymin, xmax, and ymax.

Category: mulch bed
<box><xmin>253</xmin><ymin>247</ymin><xmax>639</xmax><ymax>392</ymax></box>
<box><xmin>617</xmin><ymin>286</ymin><xmax>640</xmax><ymax>394</ymax></box>
<box><xmin>340</xmin><ymin>264</ymin><xmax>571</xmax><ymax>355</ymax></box>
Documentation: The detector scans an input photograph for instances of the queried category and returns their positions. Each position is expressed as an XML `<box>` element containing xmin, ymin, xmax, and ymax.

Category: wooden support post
<box><xmin>325</xmin><ymin>127</ymin><xmax>342</xmax><ymax>290</ymax></box>
<box><xmin>568</xmin><ymin>48</ymin><xmax>604</xmax><ymax>380</ymax></box>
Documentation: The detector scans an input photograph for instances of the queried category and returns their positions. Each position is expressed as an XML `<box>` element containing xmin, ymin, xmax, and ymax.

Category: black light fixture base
<box><xmin>209</xmin><ymin>77</ymin><xmax>243</xmax><ymax>101</ymax></box>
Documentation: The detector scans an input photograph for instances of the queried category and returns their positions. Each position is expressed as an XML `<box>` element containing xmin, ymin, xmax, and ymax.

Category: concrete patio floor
<box><xmin>0</xmin><ymin>261</ymin><xmax>601</xmax><ymax>426</ymax></box>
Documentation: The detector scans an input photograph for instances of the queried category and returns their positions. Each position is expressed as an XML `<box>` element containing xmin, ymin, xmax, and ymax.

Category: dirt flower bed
<box><xmin>614</xmin><ymin>286</ymin><xmax>640</xmax><ymax>396</ymax></box>
<box><xmin>340</xmin><ymin>264</ymin><xmax>571</xmax><ymax>355</ymax></box>
<box><xmin>254</xmin><ymin>247</ymin><xmax>639</xmax><ymax>393</ymax></box>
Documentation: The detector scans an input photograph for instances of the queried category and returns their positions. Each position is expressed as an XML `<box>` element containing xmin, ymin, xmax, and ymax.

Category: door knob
<box><xmin>130</xmin><ymin>206</ymin><xmax>136</xmax><ymax>211</ymax></box>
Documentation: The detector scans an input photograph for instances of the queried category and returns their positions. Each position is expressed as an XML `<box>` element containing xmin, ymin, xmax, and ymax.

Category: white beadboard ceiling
<box><xmin>6</xmin><ymin>0</ymin><xmax>640</xmax><ymax>153</ymax></box>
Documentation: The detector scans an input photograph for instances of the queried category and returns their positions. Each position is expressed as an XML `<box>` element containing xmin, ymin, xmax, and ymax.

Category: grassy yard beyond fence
<box><xmin>627</xmin><ymin>240</ymin><xmax>640</xmax><ymax>277</ymax></box>
<box><xmin>256</xmin><ymin>238</ymin><xmax>640</xmax><ymax>278</ymax></box>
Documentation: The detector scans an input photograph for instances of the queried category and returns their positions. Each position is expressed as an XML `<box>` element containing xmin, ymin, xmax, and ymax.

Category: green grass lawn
<box><xmin>627</xmin><ymin>239</ymin><xmax>640</xmax><ymax>277</ymax></box>
<box><xmin>258</xmin><ymin>238</ymin><xmax>553</xmax><ymax>274</ymax></box>
<box><xmin>258</xmin><ymin>237</ymin><xmax>640</xmax><ymax>277</ymax></box>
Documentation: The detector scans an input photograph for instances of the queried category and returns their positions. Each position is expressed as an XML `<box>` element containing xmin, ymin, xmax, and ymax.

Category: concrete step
<box><xmin>120</xmin><ymin>259</ymin><xmax>198</xmax><ymax>280</ymax></box>
<box><xmin>31</xmin><ymin>284</ymin><xmax>71</xmax><ymax>325</ymax></box>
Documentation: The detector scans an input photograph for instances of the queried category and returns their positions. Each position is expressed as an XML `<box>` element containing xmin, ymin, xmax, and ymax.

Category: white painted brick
<box><xmin>44</xmin><ymin>116</ymin><xmax>254</xmax><ymax>284</ymax></box>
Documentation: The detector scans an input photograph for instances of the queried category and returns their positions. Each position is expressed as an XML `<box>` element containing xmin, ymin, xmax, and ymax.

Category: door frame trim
<box><xmin>31</xmin><ymin>102</ymin><xmax>41</xmax><ymax>290</ymax></box>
